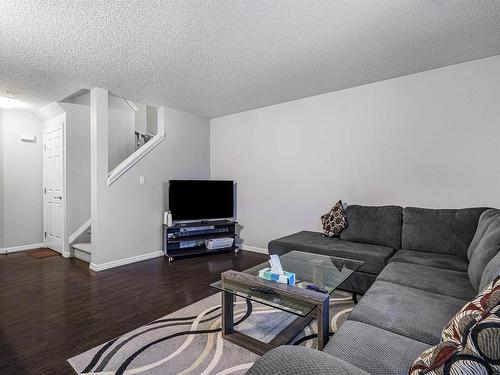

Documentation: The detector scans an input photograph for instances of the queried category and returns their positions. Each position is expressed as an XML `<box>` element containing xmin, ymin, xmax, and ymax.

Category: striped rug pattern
<box><xmin>68</xmin><ymin>290</ymin><xmax>355</xmax><ymax>375</ymax></box>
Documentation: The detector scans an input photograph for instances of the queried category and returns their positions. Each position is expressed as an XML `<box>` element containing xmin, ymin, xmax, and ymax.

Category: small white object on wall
<box><xmin>20</xmin><ymin>134</ymin><xmax>37</xmax><ymax>142</ymax></box>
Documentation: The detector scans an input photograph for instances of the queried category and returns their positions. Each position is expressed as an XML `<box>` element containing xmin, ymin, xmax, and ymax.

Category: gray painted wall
<box><xmin>2</xmin><ymin>109</ymin><xmax>44</xmax><ymax>248</ymax></box>
<box><xmin>91</xmin><ymin>88</ymin><xmax>210</xmax><ymax>266</ymax></box>
<box><xmin>108</xmin><ymin>95</ymin><xmax>136</xmax><ymax>171</ymax></box>
<box><xmin>210</xmin><ymin>55</ymin><xmax>500</xmax><ymax>249</ymax></box>
<box><xmin>0</xmin><ymin>110</ymin><xmax>3</xmax><ymax>249</ymax></box>
<box><xmin>60</xmin><ymin>102</ymin><xmax>91</xmax><ymax>238</ymax></box>
<box><xmin>134</xmin><ymin>103</ymin><xmax>158</xmax><ymax>135</ymax></box>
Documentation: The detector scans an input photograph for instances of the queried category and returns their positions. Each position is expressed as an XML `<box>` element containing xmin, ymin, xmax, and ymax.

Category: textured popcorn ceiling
<box><xmin>1</xmin><ymin>1</ymin><xmax>500</xmax><ymax>117</ymax></box>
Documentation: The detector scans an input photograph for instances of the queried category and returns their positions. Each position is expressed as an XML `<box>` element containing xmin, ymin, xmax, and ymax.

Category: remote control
<box><xmin>306</xmin><ymin>284</ymin><xmax>328</xmax><ymax>294</ymax></box>
<box><xmin>249</xmin><ymin>285</ymin><xmax>275</xmax><ymax>294</ymax></box>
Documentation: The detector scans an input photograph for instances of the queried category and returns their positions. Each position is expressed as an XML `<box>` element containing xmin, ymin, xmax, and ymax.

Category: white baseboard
<box><xmin>0</xmin><ymin>243</ymin><xmax>45</xmax><ymax>254</ymax></box>
<box><xmin>74</xmin><ymin>248</ymin><xmax>91</xmax><ymax>263</ymax></box>
<box><xmin>62</xmin><ymin>251</ymin><xmax>72</xmax><ymax>258</ymax></box>
<box><xmin>239</xmin><ymin>244</ymin><xmax>269</xmax><ymax>254</ymax></box>
<box><xmin>89</xmin><ymin>251</ymin><xmax>164</xmax><ymax>272</ymax></box>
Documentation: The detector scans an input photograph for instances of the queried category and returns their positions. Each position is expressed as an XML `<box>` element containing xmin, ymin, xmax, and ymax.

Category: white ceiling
<box><xmin>1</xmin><ymin>1</ymin><xmax>500</xmax><ymax>118</ymax></box>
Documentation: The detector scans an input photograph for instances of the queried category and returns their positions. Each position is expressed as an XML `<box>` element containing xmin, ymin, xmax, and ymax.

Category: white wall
<box><xmin>210</xmin><ymin>55</ymin><xmax>500</xmax><ymax>249</ymax></box>
<box><xmin>91</xmin><ymin>88</ymin><xmax>210</xmax><ymax>267</ymax></box>
<box><xmin>134</xmin><ymin>104</ymin><xmax>158</xmax><ymax>135</ymax></box>
<box><xmin>108</xmin><ymin>95</ymin><xmax>136</xmax><ymax>171</ymax></box>
<box><xmin>2</xmin><ymin>109</ymin><xmax>44</xmax><ymax>248</ymax></box>
<box><xmin>0</xmin><ymin>110</ymin><xmax>3</xmax><ymax>249</ymax></box>
<box><xmin>146</xmin><ymin>105</ymin><xmax>158</xmax><ymax>135</ymax></box>
<box><xmin>60</xmin><ymin>102</ymin><xmax>91</xmax><ymax>238</ymax></box>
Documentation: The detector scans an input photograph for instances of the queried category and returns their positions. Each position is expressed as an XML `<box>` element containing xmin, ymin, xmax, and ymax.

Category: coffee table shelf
<box><xmin>210</xmin><ymin>251</ymin><xmax>363</xmax><ymax>355</ymax></box>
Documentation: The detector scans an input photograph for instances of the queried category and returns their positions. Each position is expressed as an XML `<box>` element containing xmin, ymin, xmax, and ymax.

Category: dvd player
<box><xmin>175</xmin><ymin>227</ymin><xmax>228</xmax><ymax>238</ymax></box>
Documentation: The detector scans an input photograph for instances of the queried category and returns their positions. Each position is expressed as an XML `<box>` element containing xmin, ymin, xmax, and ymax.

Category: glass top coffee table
<box><xmin>211</xmin><ymin>251</ymin><xmax>363</xmax><ymax>354</ymax></box>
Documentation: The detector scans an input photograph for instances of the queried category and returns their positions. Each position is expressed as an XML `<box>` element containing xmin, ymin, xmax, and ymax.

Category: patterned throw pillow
<box><xmin>409</xmin><ymin>275</ymin><xmax>500</xmax><ymax>375</ymax></box>
<box><xmin>321</xmin><ymin>200</ymin><xmax>348</xmax><ymax>237</ymax></box>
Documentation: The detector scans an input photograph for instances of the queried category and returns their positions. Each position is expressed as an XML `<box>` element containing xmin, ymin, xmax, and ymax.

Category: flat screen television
<box><xmin>169</xmin><ymin>180</ymin><xmax>234</xmax><ymax>221</ymax></box>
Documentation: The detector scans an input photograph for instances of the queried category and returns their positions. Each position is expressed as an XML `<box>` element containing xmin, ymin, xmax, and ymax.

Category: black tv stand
<box><xmin>162</xmin><ymin>220</ymin><xmax>238</xmax><ymax>262</ymax></box>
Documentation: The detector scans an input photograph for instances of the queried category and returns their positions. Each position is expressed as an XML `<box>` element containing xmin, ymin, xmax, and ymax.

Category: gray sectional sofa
<box><xmin>247</xmin><ymin>205</ymin><xmax>500</xmax><ymax>375</ymax></box>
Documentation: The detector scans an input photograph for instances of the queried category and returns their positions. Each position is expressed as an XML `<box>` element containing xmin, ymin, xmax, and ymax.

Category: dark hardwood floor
<box><xmin>0</xmin><ymin>249</ymin><xmax>267</xmax><ymax>374</ymax></box>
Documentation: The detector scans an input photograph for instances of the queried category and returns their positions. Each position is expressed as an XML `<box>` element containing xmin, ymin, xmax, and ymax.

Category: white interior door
<box><xmin>44</xmin><ymin>127</ymin><xmax>64</xmax><ymax>253</ymax></box>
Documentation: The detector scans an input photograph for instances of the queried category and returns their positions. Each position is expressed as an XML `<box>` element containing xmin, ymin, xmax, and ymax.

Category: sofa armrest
<box><xmin>246</xmin><ymin>346</ymin><xmax>371</xmax><ymax>375</ymax></box>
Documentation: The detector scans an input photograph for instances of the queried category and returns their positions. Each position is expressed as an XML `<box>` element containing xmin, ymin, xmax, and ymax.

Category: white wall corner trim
<box><xmin>239</xmin><ymin>244</ymin><xmax>269</xmax><ymax>254</ymax></box>
<box><xmin>0</xmin><ymin>243</ymin><xmax>45</xmax><ymax>254</ymax></box>
<box><xmin>68</xmin><ymin>218</ymin><xmax>91</xmax><ymax>244</ymax></box>
<box><xmin>89</xmin><ymin>250</ymin><xmax>164</xmax><ymax>272</ymax></box>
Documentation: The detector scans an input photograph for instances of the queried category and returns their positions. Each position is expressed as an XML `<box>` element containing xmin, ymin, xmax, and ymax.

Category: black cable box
<box><xmin>175</xmin><ymin>227</ymin><xmax>229</xmax><ymax>237</ymax></box>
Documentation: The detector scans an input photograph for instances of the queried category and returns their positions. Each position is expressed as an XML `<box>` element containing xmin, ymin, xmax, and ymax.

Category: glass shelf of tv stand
<box><xmin>165</xmin><ymin>245</ymin><xmax>239</xmax><ymax>263</ymax></box>
<box><xmin>163</xmin><ymin>219</ymin><xmax>239</xmax><ymax>262</ymax></box>
<box><xmin>164</xmin><ymin>219</ymin><xmax>237</xmax><ymax>229</ymax></box>
<box><xmin>167</xmin><ymin>232</ymin><xmax>236</xmax><ymax>243</ymax></box>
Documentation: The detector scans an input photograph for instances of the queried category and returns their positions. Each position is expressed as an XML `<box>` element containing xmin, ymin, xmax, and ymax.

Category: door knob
<box><xmin>54</xmin><ymin>195</ymin><xmax>62</xmax><ymax>200</ymax></box>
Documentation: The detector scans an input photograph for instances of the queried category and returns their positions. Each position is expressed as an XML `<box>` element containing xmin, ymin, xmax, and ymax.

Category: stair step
<box><xmin>73</xmin><ymin>242</ymin><xmax>91</xmax><ymax>263</ymax></box>
<box><xmin>74</xmin><ymin>249</ymin><xmax>91</xmax><ymax>263</ymax></box>
<box><xmin>73</xmin><ymin>242</ymin><xmax>91</xmax><ymax>253</ymax></box>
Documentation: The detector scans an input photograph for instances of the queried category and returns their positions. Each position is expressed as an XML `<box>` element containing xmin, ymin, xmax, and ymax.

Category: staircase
<box><xmin>73</xmin><ymin>242</ymin><xmax>91</xmax><ymax>263</ymax></box>
<box><xmin>71</xmin><ymin>224</ymin><xmax>92</xmax><ymax>263</ymax></box>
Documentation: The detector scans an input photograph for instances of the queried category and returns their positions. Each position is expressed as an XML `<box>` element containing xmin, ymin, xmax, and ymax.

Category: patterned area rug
<box><xmin>68</xmin><ymin>290</ymin><xmax>355</xmax><ymax>375</ymax></box>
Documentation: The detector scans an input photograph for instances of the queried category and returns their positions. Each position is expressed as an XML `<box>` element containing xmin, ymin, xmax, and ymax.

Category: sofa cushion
<box><xmin>348</xmin><ymin>280</ymin><xmax>467</xmax><ymax>345</ymax></box>
<box><xmin>269</xmin><ymin>231</ymin><xmax>394</xmax><ymax>274</ymax></box>
<box><xmin>321</xmin><ymin>200</ymin><xmax>348</xmax><ymax>237</ymax></box>
<box><xmin>467</xmin><ymin>208</ymin><xmax>500</xmax><ymax>291</ymax></box>
<box><xmin>378</xmin><ymin>262</ymin><xmax>476</xmax><ymax>300</ymax></box>
<box><xmin>480</xmin><ymin>250</ymin><xmax>500</xmax><ymax>291</ymax></box>
<box><xmin>325</xmin><ymin>321</ymin><xmax>430</xmax><ymax>375</ymax></box>
<box><xmin>467</xmin><ymin>209</ymin><xmax>500</xmax><ymax>259</ymax></box>
<box><xmin>246</xmin><ymin>346</ymin><xmax>371</xmax><ymax>375</ymax></box>
<box><xmin>401</xmin><ymin>207</ymin><xmax>488</xmax><ymax>256</ymax></box>
<box><xmin>388</xmin><ymin>249</ymin><xmax>469</xmax><ymax>272</ymax></box>
<box><xmin>409</xmin><ymin>275</ymin><xmax>500</xmax><ymax>375</ymax></box>
<box><xmin>340</xmin><ymin>205</ymin><xmax>403</xmax><ymax>249</ymax></box>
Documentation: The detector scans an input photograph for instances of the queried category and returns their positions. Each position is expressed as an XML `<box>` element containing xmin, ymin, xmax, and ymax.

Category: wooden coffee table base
<box><xmin>221</xmin><ymin>291</ymin><xmax>330</xmax><ymax>355</ymax></box>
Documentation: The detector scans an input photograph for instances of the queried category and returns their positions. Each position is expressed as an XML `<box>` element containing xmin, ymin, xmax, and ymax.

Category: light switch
<box><xmin>139</xmin><ymin>176</ymin><xmax>146</xmax><ymax>185</ymax></box>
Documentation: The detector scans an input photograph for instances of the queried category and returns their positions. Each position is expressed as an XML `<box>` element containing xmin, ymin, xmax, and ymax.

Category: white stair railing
<box><xmin>69</xmin><ymin>218</ymin><xmax>91</xmax><ymax>245</ymax></box>
<box><xmin>107</xmin><ymin>107</ymin><xmax>165</xmax><ymax>186</ymax></box>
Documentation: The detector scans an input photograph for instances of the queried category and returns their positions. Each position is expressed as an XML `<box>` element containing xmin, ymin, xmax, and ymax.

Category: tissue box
<box><xmin>258</xmin><ymin>267</ymin><xmax>295</xmax><ymax>285</ymax></box>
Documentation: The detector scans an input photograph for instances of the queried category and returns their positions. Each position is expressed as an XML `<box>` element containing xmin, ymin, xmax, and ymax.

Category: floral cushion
<box><xmin>409</xmin><ymin>275</ymin><xmax>500</xmax><ymax>375</ymax></box>
<box><xmin>321</xmin><ymin>200</ymin><xmax>347</xmax><ymax>237</ymax></box>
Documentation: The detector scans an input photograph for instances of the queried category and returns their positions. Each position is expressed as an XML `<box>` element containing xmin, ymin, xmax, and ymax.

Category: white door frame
<box><xmin>43</xmin><ymin>115</ymin><xmax>69</xmax><ymax>257</ymax></box>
